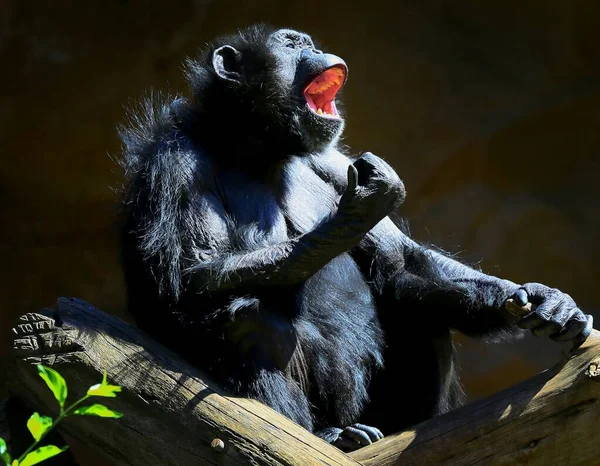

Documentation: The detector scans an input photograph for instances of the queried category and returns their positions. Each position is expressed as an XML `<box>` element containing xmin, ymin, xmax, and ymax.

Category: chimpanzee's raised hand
<box><xmin>511</xmin><ymin>284</ymin><xmax>593</xmax><ymax>347</ymax></box>
<box><xmin>337</xmin><ymin>152</ymin><xmax>405</xmax><ymax>232</ymax></box>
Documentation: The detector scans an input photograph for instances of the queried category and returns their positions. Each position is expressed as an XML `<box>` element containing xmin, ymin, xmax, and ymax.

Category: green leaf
<box><xmin>87</xmin><ymin>372</ymin><xmax>122</xmax><ymax>398</ymax></box>
<box><xmin>26</xmin><ymin>413</ymin><xmax>53</xmax><ymax>442</ymax></box>
<box><xmin>73</xmin><ymin>404</ymin><xmax>122</xmax><ymax>419</ymax></box>
<box><xmin>12</xmin><ymin>461</ymin><xmax>18</xmax><ymax>466</ymax></box>
<box><xmin>37</xmin><ymin>365</ymin><xmax>67</xmax><ymax>410</ymax></box>
<box><xmin>19</xmin><ymin>446</ymin><xmax>67</xmax><ymax>466</ymax></box>
<box><xmin>0</xmin><ymin>437</ymin><xmax>11</xmax><ymax>465</ymax></box>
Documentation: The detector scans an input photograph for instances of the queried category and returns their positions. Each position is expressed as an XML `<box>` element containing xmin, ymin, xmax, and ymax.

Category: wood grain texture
<box><xmin>7</xmin><ymin>297</ymin><xmax>360</xmax><ymax>466</ymax></box>
<box><xmin>350</xmin><ymin>329</ymin><xmax>600</xmax><ymax>466</ymax></box>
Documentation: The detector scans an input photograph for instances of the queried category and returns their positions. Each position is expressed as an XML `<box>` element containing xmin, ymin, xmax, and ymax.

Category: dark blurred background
<box><xmin>1</xmin><ymin>1</ymin><xmax>599</xmax><ymax>464</ymax></box>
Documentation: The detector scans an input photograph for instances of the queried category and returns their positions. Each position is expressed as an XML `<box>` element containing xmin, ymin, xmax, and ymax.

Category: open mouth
<box><xmin>303</xmin><ymin>65</ymin><xmax>346</xmax><ymax>118</ymax></box>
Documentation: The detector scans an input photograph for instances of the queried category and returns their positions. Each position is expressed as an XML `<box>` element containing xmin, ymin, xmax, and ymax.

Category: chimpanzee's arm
<box><xmin>187</xmin><ymin>213</ymin><xmax>377</xmax><ymax>292</ymax></box>
<box><xmin>355</xmin><ymin>217</ymin><xmax>592</xmax><ymax>344</ymax></box>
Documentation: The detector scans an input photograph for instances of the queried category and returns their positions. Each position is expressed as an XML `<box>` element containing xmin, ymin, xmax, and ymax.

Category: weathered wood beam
<box><xmin>8</xmin><ymin>297</ymin><xmax>600</xmax><ymax>466</ymax></box>
<box><xmin>7</xmin><ymin>297</ymin><xmax>360</xmax><ymax>466</ymax></box>
<box><xmin>349</xmin><ymin>329</ymin><xmax>600</xmax><ymax>466</ymax></box>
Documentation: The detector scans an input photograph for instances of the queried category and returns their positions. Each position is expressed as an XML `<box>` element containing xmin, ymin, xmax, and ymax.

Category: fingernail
<box><xmin>515</xmin><ymin>289</ymin><xmax>528</xmax><ymax>307</ymax></box>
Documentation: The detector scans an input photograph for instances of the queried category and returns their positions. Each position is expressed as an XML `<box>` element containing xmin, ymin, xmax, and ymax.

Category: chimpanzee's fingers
<box><xmin>346</xmin><ymin>164</ymin><xmax>358</xmax><ymax>192</ymax></box>
<box><xmin>513</xmin><ymin>288</ymin><xmax>529</xmax><ymax>307</ymax></box>
<box><xmin>528</xmin><ymin>303</ymin><xmax>573</xmax><ymax>336</ymax></box>
<box><xmin>551</xmin><ymin>314</ymin><xmax>593</xmax><ymax>345</ymax></box>
<box><xmin>352</xmin><ymin>423</ymin><xmax>384</xmax><ymax>441</ymax></box>
<box><xmin>341</xmin><ymin>426</ymin><xmax>373</xmax><ymax>446</ymax></box>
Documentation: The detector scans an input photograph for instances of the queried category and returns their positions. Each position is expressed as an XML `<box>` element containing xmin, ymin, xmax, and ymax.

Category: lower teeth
<box><xmin>317</xmin><ymin>108</ymin><xmax>323</xmax><ymax>115</ymax></box>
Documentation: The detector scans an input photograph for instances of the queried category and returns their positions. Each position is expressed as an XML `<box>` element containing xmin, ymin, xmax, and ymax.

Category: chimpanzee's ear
<box><xmin>212</xmin><ymin>45</ymin><xmax>243</xmax><ymax>84</ymax></box>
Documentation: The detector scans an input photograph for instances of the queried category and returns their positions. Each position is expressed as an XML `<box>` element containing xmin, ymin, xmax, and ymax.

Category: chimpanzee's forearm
<box><xmin>355</xmin><ymin>218</ymin><xmax>522</xmax><ymax>336</ymax></box>
<box><xmin>424</xmin><ymin>248</ymin><xmax>520</xmax><ymax>310</ymax></box>
<box><xmin>420</xmin><ymin>247</ymin><xmax>523</xmax><ymax>335</ymax></box>
<box><xmin>188</xmin><ymin>214</ymin><xmax>370</xmax><ymax>292</ymax></box>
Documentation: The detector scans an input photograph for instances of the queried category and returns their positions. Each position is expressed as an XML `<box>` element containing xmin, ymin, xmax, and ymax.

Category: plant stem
<box><xmin>15</xmin><ymin>395</ymin><xmax>90</xmax><ymax>463</ymax></box>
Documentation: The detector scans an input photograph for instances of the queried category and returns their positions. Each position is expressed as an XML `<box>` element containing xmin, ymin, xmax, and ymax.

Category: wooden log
<box><xmin>349</xmin><ymin>328</ymin><xmax>600</xmax><ymax>466</ymax></box>
<box><xmin>9</xmin><ymin>297</ymin><xmax>600</xmax><ymax>466</ymax></box>
<box><xmin>7</xmin><ymin>297</ymin><xmax>359</xmax><ymax>466</ymax></box>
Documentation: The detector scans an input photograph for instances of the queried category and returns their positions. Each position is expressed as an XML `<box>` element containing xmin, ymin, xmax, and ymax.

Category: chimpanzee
<box><xmin>118</xmin><ymin>24</ymin><xmax>592</xmax><ymax>451</ymax></box>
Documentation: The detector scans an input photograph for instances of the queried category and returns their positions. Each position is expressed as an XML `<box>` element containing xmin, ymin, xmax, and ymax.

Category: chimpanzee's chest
<box><xmin>216</xmin><ymin>150</ymin><xmax>351</xmax><ymax>246</ymax></box>
<box><xmin>215</xmin><ymin>171</ymin><xmax>288</xmax><ymax>247</ymax></box>
<box><xmin>277</xmin><ymin>151</ymin><xmax>350</xmax><ymax>235</ymax></box>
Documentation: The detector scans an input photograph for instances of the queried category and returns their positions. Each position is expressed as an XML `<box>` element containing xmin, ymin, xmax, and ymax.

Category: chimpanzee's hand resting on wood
<box><xmin>510</xmin><ymin>285</ymin><xmax>593</xmax><ymax>345</ymax></box>
<box><xmin>317</xmin><ymin>424</ymin><xmax>384</xmax><ymax>453</ymax></box>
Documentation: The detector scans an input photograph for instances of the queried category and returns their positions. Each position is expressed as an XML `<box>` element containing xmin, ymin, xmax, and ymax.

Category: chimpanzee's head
<box><xmin>185</xmin><ymin>25</ymin><xmax>348</xmax><ymax>158</ymax></box>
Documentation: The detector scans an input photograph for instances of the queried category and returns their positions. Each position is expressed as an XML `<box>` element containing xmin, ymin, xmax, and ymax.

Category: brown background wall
<box><xmin>1</xmin><ymin>1</ymin><xmax>599</xmax><ymax>464</ymax></box>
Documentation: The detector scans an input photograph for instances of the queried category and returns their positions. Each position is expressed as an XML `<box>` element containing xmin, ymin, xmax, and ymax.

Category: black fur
<box><xmin>118</xmin><ymin>24</ymin><xmax>592</xmax><ymax>451</ymax></box>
